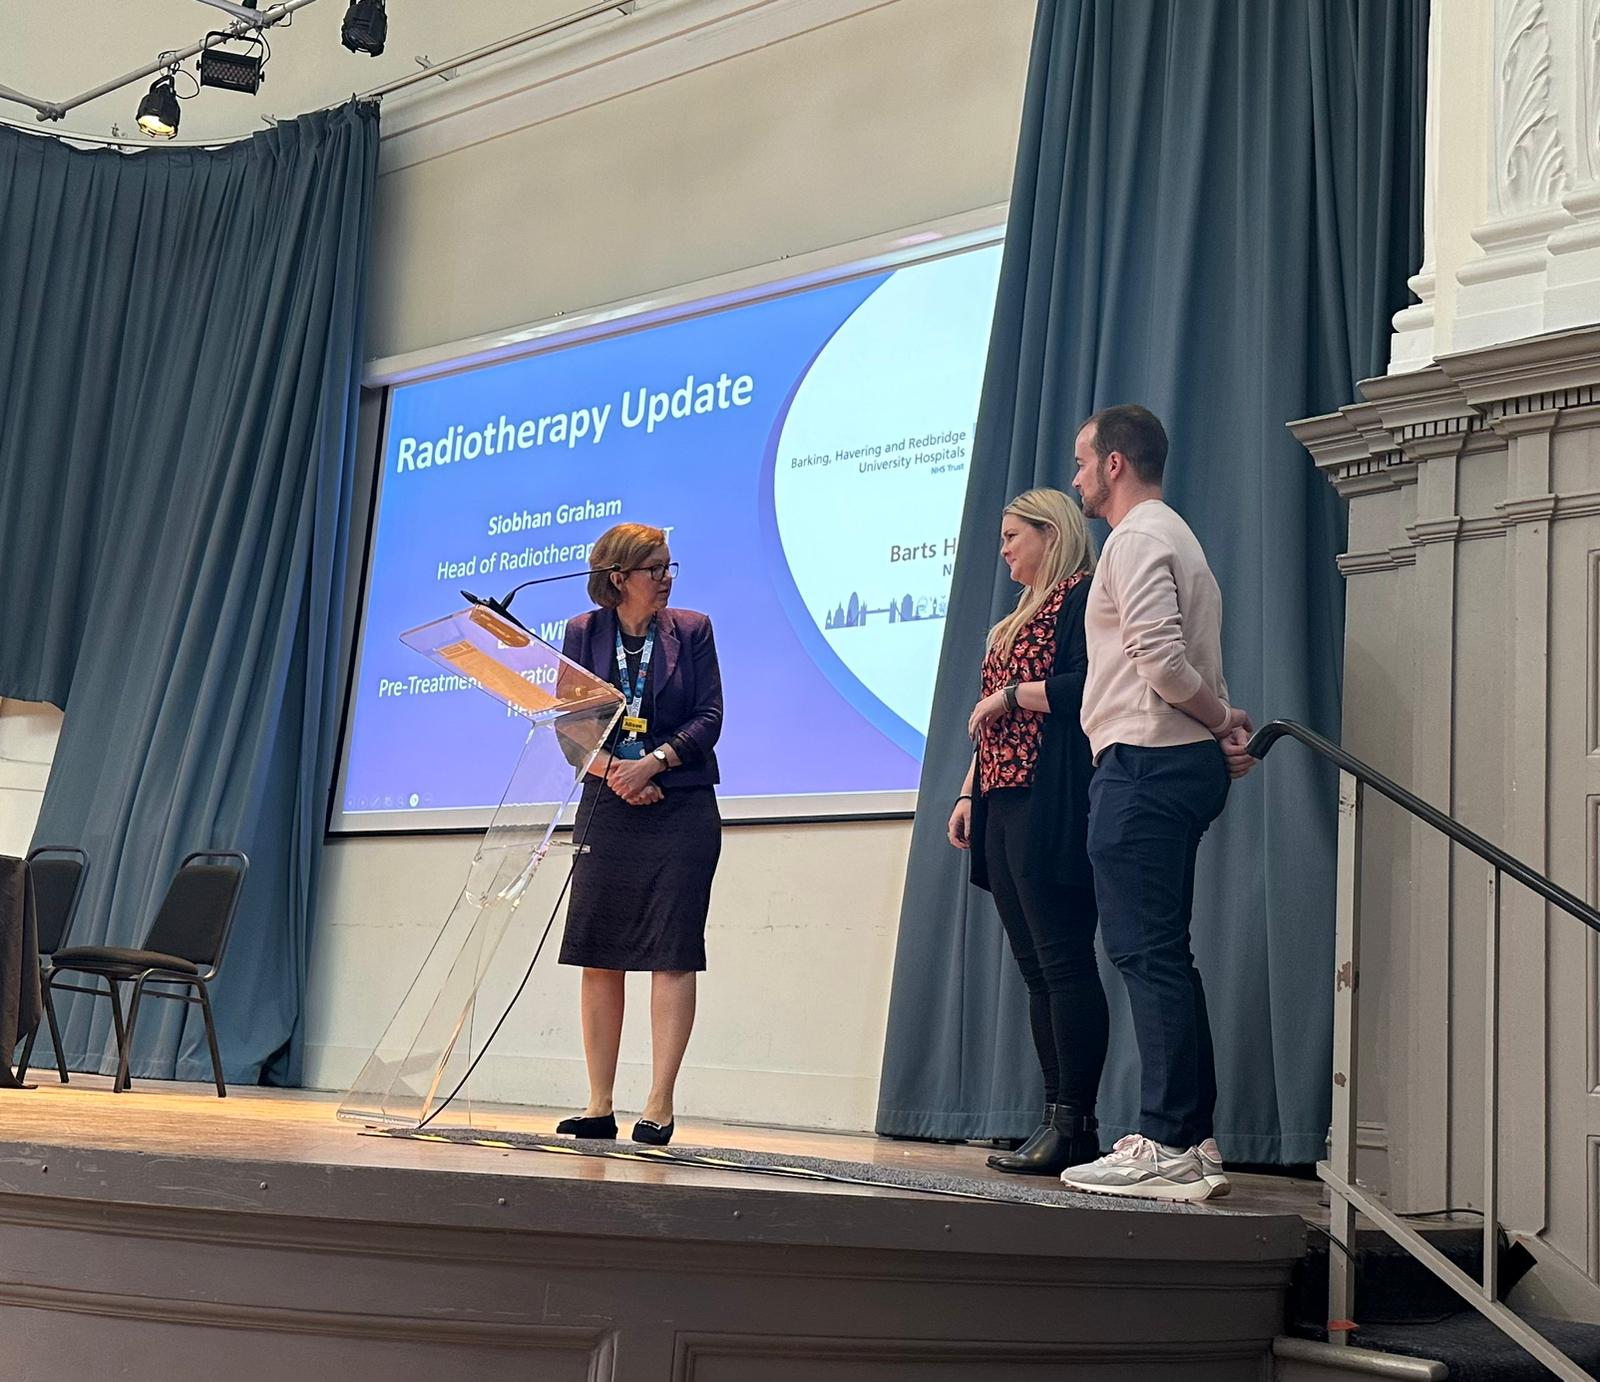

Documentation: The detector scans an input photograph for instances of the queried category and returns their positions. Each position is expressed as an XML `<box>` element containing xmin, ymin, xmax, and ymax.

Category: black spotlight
<box><xmin>136</xmin><ymin>75</ymin><xmax>181</xmax><ymax>139</ymax></box>
<box><xmin>199</xmin><ymin>33</ymin><xmax>265</xmax><ymax>94</ymax></box>
<box><xmin>341</xmin><ymin>0</ymin><xmax>388</xmax><ymax>56</ymax></box>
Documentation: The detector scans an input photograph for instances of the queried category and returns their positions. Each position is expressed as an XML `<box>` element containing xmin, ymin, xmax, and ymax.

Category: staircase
<box><xmin>1273</xmin><ymin>1226</ymin><xmax>1600</xmax><ymax>1379</ymax></box>
<box><xmin>1251</xmin><ymin>722</ymin><xmax>1600</xmax><ymax>1381</ymax></box>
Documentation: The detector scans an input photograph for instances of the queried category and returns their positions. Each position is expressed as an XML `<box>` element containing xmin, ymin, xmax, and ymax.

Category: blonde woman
<box><xmin>947</xmin><ymin>488</ymin><xmax>1105</xmax><ymax>1176</ymax></box>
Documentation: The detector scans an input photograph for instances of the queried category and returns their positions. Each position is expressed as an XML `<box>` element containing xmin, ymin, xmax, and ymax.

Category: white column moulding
<box><xmin>1452</xmin><ymin>0</ymin><xmax>1600</xmax><ymax>350</ymax></box>
<box><xmin>1389</xmin><ymin>0</ymin><xmax>1444</xmax><ymax>373</ymax></box>
<box><xmin>1544</xmin><ymin>0</ymin><xmax>1600</xmax><ymax>328</ymax></box>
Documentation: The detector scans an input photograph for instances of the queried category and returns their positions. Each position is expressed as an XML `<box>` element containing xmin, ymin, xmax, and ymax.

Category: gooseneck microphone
<box><xmin>461</xmin><ymin>564</ymin><xmax>623</xmax><ymax>633</ymax></box>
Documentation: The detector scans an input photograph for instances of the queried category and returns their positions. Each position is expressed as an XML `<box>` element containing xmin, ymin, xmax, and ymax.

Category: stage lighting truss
<box><xmin>198</xmin><ymin>30</ymin><xmax>270</xmax><ymax>94</ymax></box>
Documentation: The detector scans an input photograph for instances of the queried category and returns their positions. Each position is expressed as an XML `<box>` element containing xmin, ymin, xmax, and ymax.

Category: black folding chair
<box><xmin>14</xmin><ymin>845</ymin><xmax>90</xmax><ymax>1084</ymax></box>
<box><xmin>40</xmin><ymin>850</ymin><xmax>248</xmax><ymax>1097</ymax></box>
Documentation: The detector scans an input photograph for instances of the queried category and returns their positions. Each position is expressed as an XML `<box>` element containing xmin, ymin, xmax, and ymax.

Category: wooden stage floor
<box><xmin>0</xmin><ymin>1076</ymin><xmax>1320</xmax><ymax>1381</ymax></box>
<box><xmin>0</xmin><ymin>1074</ymin><xmax>1326</xmax><ymax>1223</ymax></box>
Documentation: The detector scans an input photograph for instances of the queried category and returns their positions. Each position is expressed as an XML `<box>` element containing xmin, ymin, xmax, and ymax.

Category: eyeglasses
<box><xmin>625</xmin><ymin>561</ymin><xmax>679</xmax><ymax>583</ymax></box>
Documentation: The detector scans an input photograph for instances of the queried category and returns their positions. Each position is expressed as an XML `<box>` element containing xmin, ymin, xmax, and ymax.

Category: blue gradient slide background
<box><xmin>340</xmin><ymin>244</ymin><xmax>999</xmax><ymax>821</ymax></box>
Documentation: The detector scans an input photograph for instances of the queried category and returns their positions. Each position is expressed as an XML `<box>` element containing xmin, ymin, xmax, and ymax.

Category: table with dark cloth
<box><xmin>0</xmin><ymin>854</ymin><xmax>40</xmax><ymax>1088</ymax></box>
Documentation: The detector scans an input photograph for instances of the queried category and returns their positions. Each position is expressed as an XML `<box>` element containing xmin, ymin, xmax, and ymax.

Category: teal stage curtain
<box><xmin>877</xmin><ymin>1</ymin><xmax>1426</xmax><ymax>1163</ymax></box>
<box><xmin>0</xmin><ymin>103</ymin><xmax>378</xmax><ymax>1084</ymax></box>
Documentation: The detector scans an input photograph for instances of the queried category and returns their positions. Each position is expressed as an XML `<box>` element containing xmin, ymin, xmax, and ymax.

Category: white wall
<box><xmin>303</xmin><ymin>0</ymin><xmax>1036</xmax><ymax>1129</ymax></box>
<box><xmin>0</xmin><ymin>700</ymin><xmax>60</xmax><ymax>857</ymax></box>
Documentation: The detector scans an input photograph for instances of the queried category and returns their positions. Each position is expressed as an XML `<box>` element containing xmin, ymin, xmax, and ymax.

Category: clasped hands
<box><xmin>605</xmin><ymin>752</ymin><xmax>664</xmax><ymax>806</ymax></box>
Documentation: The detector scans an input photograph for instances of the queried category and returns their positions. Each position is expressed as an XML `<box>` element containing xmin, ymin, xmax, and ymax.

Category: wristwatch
<box><xmin>651</xmin><ymin>747</ymin><xmax>669</xmax><ymax>768</ymax></box>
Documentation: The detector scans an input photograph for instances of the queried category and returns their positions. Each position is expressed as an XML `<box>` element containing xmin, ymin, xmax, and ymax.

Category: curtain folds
<box><xmin>876</xmin><ymin>0</ymin><xmax>1426</xmax><ymax>1163</ymax></box>
<box><xmin>0</xmin><ymin>102</ymin><xmax>378</xmax><ymax>1085</ymax></box>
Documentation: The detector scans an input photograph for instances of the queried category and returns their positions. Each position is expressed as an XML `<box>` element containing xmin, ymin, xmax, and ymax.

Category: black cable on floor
<box><xmin>416</xmin><ymin>770</ymin><xmax>605</xmax><ymax>1132</ymax></box>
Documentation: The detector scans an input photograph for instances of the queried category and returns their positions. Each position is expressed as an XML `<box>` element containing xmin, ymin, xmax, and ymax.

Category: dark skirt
<box><xmin>559</xmin><ymin>782</ymin><xmax>722</xmax><ymax>972</ymax></box>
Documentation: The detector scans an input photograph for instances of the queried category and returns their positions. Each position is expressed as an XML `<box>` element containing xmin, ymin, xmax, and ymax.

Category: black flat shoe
<box><xmin>631</xmin><ymin>1118</ymin><xmax>675</xmax><ymax>1146</ymax></box>
<box><xmin>555</xmin><ymin>1112</ymin><xmax>617</xmax><ymax>1139</ymax></box>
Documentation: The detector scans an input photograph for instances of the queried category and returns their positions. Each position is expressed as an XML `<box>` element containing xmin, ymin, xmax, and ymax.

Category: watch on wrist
<box><xmin>1003</xmin><ymin>682</ymin><xmax>1020</xmax><ymax>712</ymax></box>
<box><xmin>651</xmin><ymin>747</ymin><xmax>669</xmax><ymax>768</ymax></box>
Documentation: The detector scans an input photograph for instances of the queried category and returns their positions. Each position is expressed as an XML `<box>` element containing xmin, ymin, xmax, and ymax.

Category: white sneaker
<box><xmin>1058</xmin><ymin>1134</ymin><xmax>1216</xmax><ymax>1202</ymax></box>
<box><xmin>1196</xmin><ymin>1138</ymin><xmax>1230</xmax><ymax>1198</ymax></box>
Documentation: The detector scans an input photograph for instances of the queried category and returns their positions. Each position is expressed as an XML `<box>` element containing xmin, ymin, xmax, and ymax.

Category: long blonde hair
<box><xmin>986</xmin><ymin>488</ymin><xmax>1096</xmax><ymax>651</ymax></box>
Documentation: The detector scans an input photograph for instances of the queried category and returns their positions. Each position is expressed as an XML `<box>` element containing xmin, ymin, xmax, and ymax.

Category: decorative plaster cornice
<box><xmin>1461</xmin><ymin>515</ymin><xmax>1513</xmax><ymax>543</ymax></box>
<box><xmin>1408</xmin><ymin>517</ymin><xmax>1466</xmax><ymax>546</ymax></box>
<box><xmin>1288</xmin><ymin>411</ymin><xmax>1385</xmax><ymax>471</ymax></box>
<box><xmin>1437</xmin><ymin>324</ymin><xmax>1600</xmax><ymax>407</ymax></box>
<box><xmin>1288</xmin><ymin>410</ymin><xmax>1412</xmax><ymax>499</ymax></box>
<box><xmin>1556</xmin><ymin>489</ymin><xmax>1600</xmax><ymax>521</ymax></box>
<box><xmin>1337</xmin><ymin>547</ymin><xmax>1420</xmax><ymax>577</ymax></box>
<box><xmin>1360</xmin><ymin>366</ymin><xmax>1477</xmax><ymax>433</ymax></box>
<box><xmin>1497</xmin><ymin>493</ymin><xmax>1561</xmax><ymax>526</ymax></box>
<box><xmin>1299</xmin><ymin>324</ymin><xmax>1600</xmax><ymax>579</ymax></box>
<box><xmin>1297</xmin><ymin>325</ymin><xmax>1600</xmax><ymax>507</ymax></box>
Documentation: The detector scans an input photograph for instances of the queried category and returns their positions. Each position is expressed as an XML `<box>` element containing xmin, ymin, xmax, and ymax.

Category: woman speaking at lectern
<box><xmin>947</xmin><ymin>488</ymin><xmax>1105</xmax><ymax>1176</ymax></box>
<box><xmin>556</xmin><ymin>522</ymin><xmax>724</xmax><ymax>1147</ymax></box>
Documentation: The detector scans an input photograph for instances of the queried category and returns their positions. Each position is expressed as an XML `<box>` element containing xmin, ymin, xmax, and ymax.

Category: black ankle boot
<box><xmin>987</xmin><ymin>1104</ymin><xmax>1057</xmax><ymax>1171</ymax></box>
<box><xmin>987</xmin><ymin>1107</ymin><xmax>1099</xmax><ymax>1176</ymax></box>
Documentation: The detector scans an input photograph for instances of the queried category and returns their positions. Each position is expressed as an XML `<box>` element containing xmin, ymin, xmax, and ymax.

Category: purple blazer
<box><xmin>562</xmin><ymin>606</ymin><xmax>723</xmax><ymax>788</ymax></box>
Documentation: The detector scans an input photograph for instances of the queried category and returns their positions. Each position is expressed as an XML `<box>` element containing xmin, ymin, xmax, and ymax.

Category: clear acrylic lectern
<box><xmin>338</xmin><ymin>604</ymin><xmax>623</xmax><ymax>1129</ymax></box>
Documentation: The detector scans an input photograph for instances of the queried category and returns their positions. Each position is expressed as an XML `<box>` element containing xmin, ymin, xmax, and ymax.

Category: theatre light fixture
<box><xmin>135</xmin><ymin>73</ymin><xmax>183</xmax><ymax>138</ymax></box>
<box><xmin>341</xmin><ymin>0</ymin><xmax>388</xmax><ymax>56</ymax></box>
<box><xmin>198</xmin><ymin>32</ymin><xmax>267</xmax><ymax>93</ymax></box>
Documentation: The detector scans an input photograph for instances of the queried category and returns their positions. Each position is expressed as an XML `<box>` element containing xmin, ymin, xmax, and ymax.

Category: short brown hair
<box><xmin>588</xmin><ymin>522</ymin><xmax>667</xmax><ymax>608</ymax></box>
<box><xmin>1084</xmin><ymin>404</ymin><xmax>1168</xmax><ymax>484</ymax></box>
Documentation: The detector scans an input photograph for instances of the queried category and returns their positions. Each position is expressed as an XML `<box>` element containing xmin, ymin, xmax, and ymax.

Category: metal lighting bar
<box><xmin>2</xmin><ymin>0</ymin><xmax>320</xmax><ymax>122</ymax></box>
<box><xmin>340</xmin><ymin>0</ymin><xmax>637</xmax><ymax>107</ymax></box>
<box><xmin>0</xmin><ymin>81</ymin><xmax>55</xmax><ymax>120</ymax></box>
<box><xmin>2</xmin><ymin>0</ymin><xmax>636</xmax><ymax>136</ymax></box>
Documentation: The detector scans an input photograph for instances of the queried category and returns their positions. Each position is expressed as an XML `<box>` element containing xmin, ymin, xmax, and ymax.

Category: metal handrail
<box><xmin>1252</xmin><ymin>718</ymin><xmax>1596</xmax><ymax>1382</ymax></box>
<box><xmin>1249</xmin><ymin>719</ymin><xmax>1600</xmax><ymax>934</ymax></box>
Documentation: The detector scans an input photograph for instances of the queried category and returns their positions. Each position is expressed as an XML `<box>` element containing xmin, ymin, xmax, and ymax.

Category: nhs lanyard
<box><xmin>614</xmin><ymin>620</ymin><xmax>656</xmax><ymax>741</ymax></box>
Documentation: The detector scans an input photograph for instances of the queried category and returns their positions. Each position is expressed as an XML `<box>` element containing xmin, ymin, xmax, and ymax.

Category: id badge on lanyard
<box><xmin>614</xmin><ymin>621</ymin><xmax>655</xmax><ymax>760</ymax></box>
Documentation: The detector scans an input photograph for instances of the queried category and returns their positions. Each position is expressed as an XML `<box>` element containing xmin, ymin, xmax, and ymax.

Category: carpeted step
<box><xmin>1355</xmin><ymin>1310</ymin><xmax>1600</xmax><ymax>1380</ymax></box>
<box><xmin>1289</xmin><ymin>1229</ymin><xmax>1534</xmax><ymax>1332</ymax></box>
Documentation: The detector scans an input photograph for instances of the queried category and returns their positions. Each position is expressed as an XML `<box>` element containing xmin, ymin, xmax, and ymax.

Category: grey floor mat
<box><xmin>369</xmin><ymin>1125</ymin><xmax>1237</xmax><ymax>1213</ymax></box>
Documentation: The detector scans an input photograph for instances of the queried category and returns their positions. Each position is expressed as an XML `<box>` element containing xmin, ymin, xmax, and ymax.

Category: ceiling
<box><xmin>0</xmin><ymin>0</ymin><xmax>644</xmax><ymax>144</ymax></box>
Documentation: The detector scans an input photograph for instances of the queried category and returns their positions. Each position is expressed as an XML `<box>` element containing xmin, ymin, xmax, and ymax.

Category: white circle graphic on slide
<box><xmin>772</xmin><ymin>248</ymin><xmax>1000</xmax><ymax>742</ymax></box>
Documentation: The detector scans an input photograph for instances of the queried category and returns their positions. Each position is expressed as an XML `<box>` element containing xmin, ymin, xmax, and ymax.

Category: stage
<box><xmin>0</xmin><ymin>1077</ymin><xmax>1314</xmax><ymax>1381</ymax></box>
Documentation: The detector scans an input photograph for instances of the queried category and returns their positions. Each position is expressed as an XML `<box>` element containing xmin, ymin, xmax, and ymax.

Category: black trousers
<box><xmin>981</xmin><ymin>787</ymin><xmax>1106</xmax><ymax>1113</ymax></box>
<box><xmin>1088</xmin><ymin>740</ymin><xmax>1229</xmax><ymax>1149</ymax></box>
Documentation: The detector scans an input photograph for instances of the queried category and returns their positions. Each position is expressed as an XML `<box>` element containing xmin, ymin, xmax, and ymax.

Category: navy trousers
<box><xmin>1087</xmin><ymin>740</ymin><xmax>1229</xmax><ymax>1148</ymax></box>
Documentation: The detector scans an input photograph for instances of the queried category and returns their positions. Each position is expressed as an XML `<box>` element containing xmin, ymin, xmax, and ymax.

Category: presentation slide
<box><xmin>332</xmin><ymin>237</ymin><xmax>1002</xmax><ymax>830</ymax></box>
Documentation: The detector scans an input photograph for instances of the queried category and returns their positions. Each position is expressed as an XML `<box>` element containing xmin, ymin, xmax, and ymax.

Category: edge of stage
<box><xmin>0</xmin><ymin>1079</ymin><xmax>1313</xmax><ymax>1382</ymax></box>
